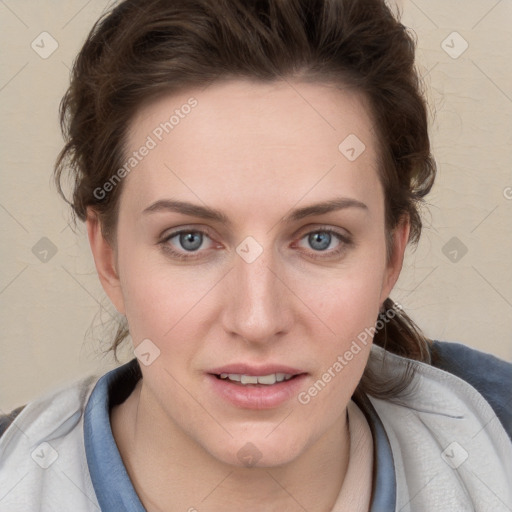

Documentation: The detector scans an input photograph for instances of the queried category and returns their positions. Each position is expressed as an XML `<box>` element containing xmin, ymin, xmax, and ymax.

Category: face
<box><xmin>88</xmin><ymin>79</ymin><xmax>408</xmax><ymax>468</ymax></box>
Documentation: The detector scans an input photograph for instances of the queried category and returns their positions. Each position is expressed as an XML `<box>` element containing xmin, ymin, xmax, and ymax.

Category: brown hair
<box><xmin>55</xmin><ymin>0</ymin><xmax>436</xmax><ymax>398</ymax></box>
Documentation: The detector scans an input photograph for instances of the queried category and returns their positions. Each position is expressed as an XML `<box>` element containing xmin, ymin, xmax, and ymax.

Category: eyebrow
<box><xmin>142</xmin><ymin>197</ymin><xmax>368</xmax><ymax>225</ymax></box>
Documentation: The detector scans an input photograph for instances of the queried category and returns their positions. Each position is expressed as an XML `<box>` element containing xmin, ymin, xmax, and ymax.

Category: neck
<box><xmin>111</xmin><ymin>379</ymin><xmax>351</xmax><ymax>512</ymax></box>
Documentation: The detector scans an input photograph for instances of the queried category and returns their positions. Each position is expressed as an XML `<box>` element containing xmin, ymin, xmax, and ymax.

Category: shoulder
<box><xmin>0</xmin><ymin>359</ymin><xmax>140</xmax><ymax>441</ymax></box>
<box><xmin>0</xmin><ymin>374</ymin><xmax>104</xmax><ymax>511</ymax></box>
<box><xmin>0</xmin><ymin>372</ymin><xmax>100</xmax><ymax>442</ymax></box>
<box><xmin>429</xmin><ymin>340</ymin><xmax>512</xmax><ymax>439</ymax></box>
<box><xmin>366</xmin><ymin>340</ymin><xmax>512</xmax><ymax>441</ymax></box>
<box><xmin>367</xmin><ymin>342</ymin><xmax>512</xmax><ymax>509</ymax></box>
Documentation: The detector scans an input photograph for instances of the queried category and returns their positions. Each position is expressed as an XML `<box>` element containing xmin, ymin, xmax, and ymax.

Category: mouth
<box><xmin>206</xmin><ymin>366</ymin><xmax>308</xmax><ymax>409</ymax></box>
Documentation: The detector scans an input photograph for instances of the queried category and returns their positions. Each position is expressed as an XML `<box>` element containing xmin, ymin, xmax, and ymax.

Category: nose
<box><xmin>220</xmin><ymin>240</ymin><xmax>294</xmax><ymax>346</ymax></box>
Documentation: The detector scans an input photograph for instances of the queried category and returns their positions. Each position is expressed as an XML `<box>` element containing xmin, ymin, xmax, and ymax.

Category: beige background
<box><xmin>0</xmin><ymin>0</ymin><xmax>511</xmax><ymax>412</ymax></box>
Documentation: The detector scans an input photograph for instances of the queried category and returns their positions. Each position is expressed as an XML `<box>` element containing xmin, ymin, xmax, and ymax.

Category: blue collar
<box><xmin>84</xmin><ymin>358</ymin><xmax>396</xmax><ymax>511</ymax></box>
<box><xmin>84</xmin><ymin>358</ymin><xmax>145</xmax><ymax>511</ymax></box>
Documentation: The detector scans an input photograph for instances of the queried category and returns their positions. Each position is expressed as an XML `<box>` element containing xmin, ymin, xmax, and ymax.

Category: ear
<box><xmin>379</xmin><ymin>215</ymin><xmax>410</xmax><ymax>304</ymax></box>
<box><xmin>86</xmin><ymin>208</ymin><xmax>126</xmax><ymax>315</ymax></box>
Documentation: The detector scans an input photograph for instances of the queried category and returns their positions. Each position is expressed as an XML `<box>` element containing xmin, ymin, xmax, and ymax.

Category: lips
<box><xmin>206</xmin><ymin>363</ymin><xmax>308</xmax><ymax>409</ymax></box>
<box><xmin>208</xmin><ymin>364</ymin><xmax>305</xmax><ymax>377</ymax></box>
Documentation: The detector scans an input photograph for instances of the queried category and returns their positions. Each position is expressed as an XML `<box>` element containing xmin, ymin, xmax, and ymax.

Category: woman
<box><xmin>1</xmin><ymin>0</ymin><xmax>511</xmax><ymax>510</ymax></box>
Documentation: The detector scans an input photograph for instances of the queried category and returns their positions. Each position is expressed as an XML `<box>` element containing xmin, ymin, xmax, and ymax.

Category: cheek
<box><xmin>117</xmin><ymin>244</ymin><xmax>219</xmax><ymax>350</ymax></box>
<box><xmin>294</xmin><ymin>270</ymin><xmax>383</xmax><ymax>418</ymax></box>
<box><xmin>292</xmin><ymin>255</ymin><xmax>386</xmax><ymax>346</ymax></box>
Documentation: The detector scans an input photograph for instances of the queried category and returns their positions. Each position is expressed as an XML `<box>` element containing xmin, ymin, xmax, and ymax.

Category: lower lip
<box><xmin>206</xmin><ymin>373</ymin><xmax>308</xmax><ymax>410</ymax></box>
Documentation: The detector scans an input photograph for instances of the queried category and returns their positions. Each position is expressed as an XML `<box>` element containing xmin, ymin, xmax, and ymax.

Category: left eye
<box><xmin>297</xmin><ymin>230</ymin><xmax>344</xmax><ymax>252</ymax></box>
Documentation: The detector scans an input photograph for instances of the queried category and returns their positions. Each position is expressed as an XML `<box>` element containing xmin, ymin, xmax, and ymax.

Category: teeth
<box><xmin>219</xmin><ymin>373</ymin><xmax>295</xmax><ymax>385</ymax></box>
<box><xmin>255</xmin><ymin>374</ymin><xmax>276</xmax><ymax>385</ymax></box>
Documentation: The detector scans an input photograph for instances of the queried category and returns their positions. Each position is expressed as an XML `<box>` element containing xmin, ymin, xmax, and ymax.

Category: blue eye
<box><xmin>176</xmin><ymin>232</ymin><xmax>204</xmax><ymax>251</ymax></box>
<box><xmin>308</xmin><ymin>231</ymin><xmax>333</xmax><ymax>251</ymax></box>
<box><xmin>296</xmin><ymin>228</ymin><xmax>352</xmax><ymax>260</ymax></box>
<box><xmin>160</xmin><ymin>229</ymin><xmax>213</xmax><ymax>260</ymax></box>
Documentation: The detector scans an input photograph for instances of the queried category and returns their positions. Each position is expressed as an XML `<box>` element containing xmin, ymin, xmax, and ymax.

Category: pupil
<box><xmin>309</xmin><ymin>232</ymin><xmax>330</xmax><ymax>251</ymax></box>
<box><xmin>180</xmin><ymin>232</ymin><xmax>202</xmax><ymax>251</ymax></box>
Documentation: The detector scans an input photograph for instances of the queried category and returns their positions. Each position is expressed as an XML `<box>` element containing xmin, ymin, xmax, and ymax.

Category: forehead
<box><xmin>121</xmin><ymin>79</ymin><xmax>382</xmax><ymax>215</ymax></box>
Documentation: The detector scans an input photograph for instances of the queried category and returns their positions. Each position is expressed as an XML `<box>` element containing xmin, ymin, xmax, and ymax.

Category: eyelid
<box><xmin>294</xmin><ymin>223</ymin><xmax>352</xmax><ymax>240</ymax></box>
<box><xmin>159</xmin><ymin>223</ymin><xmax>223</xmax><ymax>244</ymax></box>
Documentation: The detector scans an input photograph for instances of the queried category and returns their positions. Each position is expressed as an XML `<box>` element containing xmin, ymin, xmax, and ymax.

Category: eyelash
<box><xmin>159</xmin><ymin>227</ymin><xmax>353</xmax><ymax>261</ymax></box>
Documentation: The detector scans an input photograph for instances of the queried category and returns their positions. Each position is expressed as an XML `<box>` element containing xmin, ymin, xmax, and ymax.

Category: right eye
<box><xmin>159</xmin><ymin>228</ymin><xmax>217</xmax><ymax>261</ymax></box>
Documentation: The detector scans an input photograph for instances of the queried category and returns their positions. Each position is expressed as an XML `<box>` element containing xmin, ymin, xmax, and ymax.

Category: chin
<box><xmin>205</xmin><ymin>432</ymin><xmax>308</xmax><ymax>469</ymax></box>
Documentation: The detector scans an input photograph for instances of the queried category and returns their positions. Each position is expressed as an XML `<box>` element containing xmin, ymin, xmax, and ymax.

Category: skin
<box><xmin>86</xmin><ymin>79</ymin><xmax>409</xmax><ymax>512</ymax></box>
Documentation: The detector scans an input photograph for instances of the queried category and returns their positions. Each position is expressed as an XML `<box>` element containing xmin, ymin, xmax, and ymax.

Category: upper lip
<box><xmin>208</xmin><ymin>364</ymin><xmax>306</xmax><ymax>376</ymax></box>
